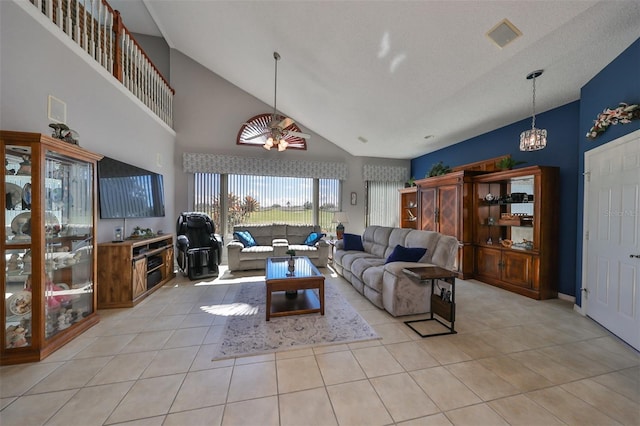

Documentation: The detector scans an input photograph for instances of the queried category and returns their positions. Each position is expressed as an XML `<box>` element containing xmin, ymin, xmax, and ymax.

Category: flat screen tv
<box><xmin>98</xmin><ymin>156</ymin><xmax>165</xmax><ymax>219</ymax></box>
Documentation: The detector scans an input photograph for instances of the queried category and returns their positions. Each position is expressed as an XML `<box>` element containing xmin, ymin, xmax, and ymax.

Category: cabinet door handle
<box><xmin>630</xmin><ymin>254</ymin><xmax>640</xmax><ymax>258</ymax></box>
<box><xmin>434</xmin><ymin>208</ymin><xmax>440</xmax><ymax>223</ymax></box>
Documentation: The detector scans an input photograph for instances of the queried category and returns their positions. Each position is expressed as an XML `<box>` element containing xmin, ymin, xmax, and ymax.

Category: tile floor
<box><xmin>1</xmin><ymin>266</ymin><xmax>638</xmax><ymax>425</ymax></box>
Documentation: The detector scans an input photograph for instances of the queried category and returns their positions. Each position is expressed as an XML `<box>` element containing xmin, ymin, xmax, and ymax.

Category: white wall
<box><xmin>0</xmin><ymin>1</ymin><xmax>176</xmax><ymax>243</ymax></box>
<box><xmin>1</xmin><ymin>0</ymin><xmax>410</xmax><ymax>241</ymax></box>
<box><xmin>170</xmin><ymin>50</ymin><xmax>410</xmax><ymax>235</ymax></box>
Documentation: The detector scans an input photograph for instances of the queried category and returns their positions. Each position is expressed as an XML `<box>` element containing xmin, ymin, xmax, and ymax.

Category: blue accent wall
<box><xmin>575</xmin><ymin>38</ymin><xmax>640</xmax><ymax>306</ymax></box>
<box><xmin>412</xmin><ymin>37</ymin><xmax>639</xmax><ymax>302</ymax></box>
<box><xmin>412</xmin><ymin>103</ymin><xmax>580</xmax><ymax>296</ymax></box>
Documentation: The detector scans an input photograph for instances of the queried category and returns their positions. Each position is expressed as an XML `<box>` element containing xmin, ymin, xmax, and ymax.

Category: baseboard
<box><xmin>557</xmin><ymin>292</ymin><xmax>575</xmax><ymax>303</ymax></box>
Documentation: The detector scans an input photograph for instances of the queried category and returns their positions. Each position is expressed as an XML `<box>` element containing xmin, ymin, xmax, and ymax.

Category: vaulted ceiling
<box><xmin>109</xmin><ymin>1</ymin><xmax>640</xmax><ymax>159</ymax></box>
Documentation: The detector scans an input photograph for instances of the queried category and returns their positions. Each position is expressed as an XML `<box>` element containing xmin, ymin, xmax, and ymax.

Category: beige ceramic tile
<box><xmin>537</xmin><ymin>344</ymin><xmax>611</xmax><ymax>376</ymax></box>
<box><xmin>373</xmin><ymin>322</ymin><xmax>415</xmax><ymax>344</ymax></box>
<box><xmin>73</xmin><ymin>333</ymin><xmax>136</xmax><ymax>358</ymax></box>
<box><xmin>143</xmin><ymin>314</ymin><xmax>188</xmax><ymax>331</ymax></box>
<box><xmin>0</xmin><ymin>362</ymin><xmax>64</xmax><ymax>398</ymax></box>
<box><xmin>190</xmin><ymin>343</ymin><xmax>232</xmax><ymax>371</ymax></box>
<box><xmin>385</xmin><ymin>341</ymin><xmax>440</xmax><ymax>371</ymax></box>
<box><xmin>370</xmin><ymin>372</ymin><xmax>439</xmax><ymax>422</ymax></box>
<box><xmin>445</xmin><ymin>361</ymin><xmax>519</xmax><ymax>401</ymax></box>
<box><xmin>444</xmin><ymin>402</ymin><xmax>509</xmax><ymax>425</ymax></box>
<box><xmin>226</xmin><ymin>361</ymin><xmax>277</xmax><ymax>402</ymax></box>
<box><xmin>233</xmin><ymin>352</ymin><xmax>275</xmax><ymax>365</ymax></box>
<box><xmin>276</xmin><ymin>355</ymin><xmax>324</xmax><ymax>393</ymax></box>
<box><xmin>26</xmin><ymin>356</ymin><xmax>111</xmax><ymax>394</ymax></box>
<box><xmin>275</xmin><ymin>347</ymin><xmax>314</xmax><ymax>360</ymax></box>
<box><xmin>410</xmin><ymin>366</ymin><xmax>481</xmax><ymax>411</ymax></box>
<box><xmin>316</xmin><ymin>349</ymin><xmax>366</xmax><ymax>385</ymax></box>
<box><xmin>170</xmin><ymin>367</ymin><xmax>233</xmax><ymax>412</ymax></box>
<box><xmin>396</xmin><ymin>412</ymin><xmax>453</xmax><ymax>425</ymax></box>
<box><xmin>221</xmin><ymin>395</ymin><xmax>279</xmax><ymax>426</ymax></box>
<box><xmin>419</xmin><ymin>336</ymin><xmax>472</xmax><ymax>365</ymax></box>
<box><xmin>279</xmin><ymin>387</ymin><xmax>338</xmax><ymax>426</ymax></box>
<box><xmin>119</xmin><ymin>330</ymin><xmax>175</xmax><ymax>354</ymax></box>
<box><xmin>312</xmin><ymin>343</ymin><xmax>349</xmax><ymax>354</ymax></box>
<box><xmin>562</xmin><ymin>378</ymin><xmax>640</xmax><ymax>425</ymax></box>
<box><xmin>141</xmin><ymin>346</ymin><xmax>199</xmax><ymax>378</ymax></box>
<box><xmin>526</xmin><ymin>385</ymin><xmax>622</xmax><ymax>425</ymax></box>
<box><xmin>162</xmin><ymin>326</ymin><xmax>209</xmax><ymax>348</ymax></box>
<box><xmin>447</xmin><ymin>333</ymin><xmax>501</xmax><ymax>359</ymax></box>
<box><xmin>488</xmin><ymin>394</ymin><xmax>564</xmax><ymax>425</ymax></box>
<box><xmin>591</xmin><ymin>367</ymin><xmax>640</xmax><ymax>402</ymax></box>
<box><xmin>326</xmin><ymin>379</ymin><xmax>394</xmax><ymax>426</ymax></box>
<box><xmin>478</xmin><ymin>355</ymin><xmax>554</xmax><ymax>392</ymax></box>
<box><xmin>105</xmin><ymin>374</ymin><xmax>185</xmax><ymax>424</ymax></box>
<box><xmin>509</xmin><ymin>350</ymin><xmax>587</xmax><ymax>384</ymax></box>
<box><xmin>45</xmin><ymin>381</ymin><xmax>133</xmax><ymax>426</ymax></box>
<box><xmin>87</xmin><ymin>351</ymin><xmax>156</xmax><ymax>385</ymax></box>
<box><xmin>165</xmin><ymin>405</ymin><xmax>224</xmax><ymax>426</ymax></box>
<box><xmin>352</xmin><ymin>345</ymin><xmax>404</xmax><ymax>378</ymax></box>
<box><xmin>0</xmin><ymin>389</ymin><xmax>76</xmax><ymax>425</ymax></box>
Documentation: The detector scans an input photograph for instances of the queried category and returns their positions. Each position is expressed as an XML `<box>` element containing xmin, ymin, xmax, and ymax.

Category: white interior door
<box><xmin>584</xmin><ymin>130</ymin><xmax>640</xmax><ymax>350</ymax></box>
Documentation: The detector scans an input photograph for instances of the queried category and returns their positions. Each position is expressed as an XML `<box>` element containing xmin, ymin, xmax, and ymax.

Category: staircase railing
<box><xmin>29</xmin><ymin>0</ymin><xmax>174</xmax><ymax>127</ymax></box>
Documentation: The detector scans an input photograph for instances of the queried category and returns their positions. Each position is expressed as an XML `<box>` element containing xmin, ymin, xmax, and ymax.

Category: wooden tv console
<box><xmin>97</xmin><ymin>234</ymin><xmax>175</xmax><ymax>308</ymax></box>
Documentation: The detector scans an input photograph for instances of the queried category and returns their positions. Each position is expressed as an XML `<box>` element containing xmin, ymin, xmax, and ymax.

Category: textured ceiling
<box><xmin>109</xmin><ymin>0</ymin><xmax>640</xmax><ymax>159</ymax></box>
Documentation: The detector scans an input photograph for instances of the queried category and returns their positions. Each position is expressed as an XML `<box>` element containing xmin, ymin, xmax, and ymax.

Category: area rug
<box><xmin>211</xmin><ymin>280</ymin><xmax>380</xmax><ymax>360</ymax></box>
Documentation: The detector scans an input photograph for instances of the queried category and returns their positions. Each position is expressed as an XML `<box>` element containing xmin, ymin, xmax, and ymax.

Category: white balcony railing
<box><xmin>29</xmin><ymin>0</ymin><xmax>174</xmax><ymax>127</ymax></box>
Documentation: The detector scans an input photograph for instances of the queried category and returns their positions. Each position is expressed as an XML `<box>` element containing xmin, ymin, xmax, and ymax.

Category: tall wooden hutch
<box><xmin>414</xmin><ymin>170</ymin><xmax>479</xmax><ymax>279</ymax></box>
<box><xmin>473</xmin><ymin>165</ymin><xmax>559</xmax><ymax>299</ymax></box>
<box><xmin>1</xmin><ymin>131</ymin><xmax>102</xmax><ymax>364</ymax></box>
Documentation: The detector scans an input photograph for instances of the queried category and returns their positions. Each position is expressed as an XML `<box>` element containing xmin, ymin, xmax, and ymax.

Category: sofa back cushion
<box><xmin>285</xmin><ymin>224</ymin><xmax>321</xmax><ymax>245</ymax></box>
<box><xmin>233</xmin><ymin>223</ymin><xmax>321</xmax><ymax>246</ymax></box>
<box><xmin>360</xmin><ymin>226</ymin><xmax>457</xmax><ymax>269</ymax></box>
<box><xmin>233</xmin><ymin>224</ymin><xmax>279</xmax><ymax>246</ymax></box>
<box><xmin>363</xmin><ymin>226</ymin><xmax>394</xmax><ymax>258</ymax></box>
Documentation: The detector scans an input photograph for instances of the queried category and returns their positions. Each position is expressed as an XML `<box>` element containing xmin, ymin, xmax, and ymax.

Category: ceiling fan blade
<box><xmin>287</xmin><ymin>131</ymin><xmax>311</xmax><ymax>139</ymax></box>
<box><xmin>245</xmin><ymin>131</ymin><xmax>270</xmax><ymax>141</ymax></box>
<box><xmin>277</xmin><ymin>117</ymin><xmax>295</xmax><ymax>129</ymax></box>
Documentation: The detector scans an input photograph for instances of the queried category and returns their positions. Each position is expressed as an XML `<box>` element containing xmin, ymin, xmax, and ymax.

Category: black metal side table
<box><xmin>403</xmin><ymin>266</ymin><xmax>457</xmax><ymax>338</ymax></box>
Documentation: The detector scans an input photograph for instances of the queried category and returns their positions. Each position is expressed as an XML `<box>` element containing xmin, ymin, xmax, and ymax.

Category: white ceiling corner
<box><xmin>107</xmin><ymin>1</ymin><xmax>640</xmax><ymax>160</ymax></box>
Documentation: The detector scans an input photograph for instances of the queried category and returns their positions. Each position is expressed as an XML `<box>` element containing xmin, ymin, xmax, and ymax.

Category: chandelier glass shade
<box><xmin>519</xmin><ymin>70</ymin><xmax>547</xmax><ymax>151</ymax></box>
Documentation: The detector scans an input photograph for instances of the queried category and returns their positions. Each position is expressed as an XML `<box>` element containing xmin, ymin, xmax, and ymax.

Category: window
<box><xmin>366</xmin><ymin>180</ymin><xmax>402</xmax><ymax>227</ymax></box>
<box><xmin>194</xmin><ymin>173</ymin><xmax>340</xmax><ymax>237</ymax></box>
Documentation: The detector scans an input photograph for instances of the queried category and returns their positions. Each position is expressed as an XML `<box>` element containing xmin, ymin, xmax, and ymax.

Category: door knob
<box><xmin>630</xmin><ymin>254</ymin><xmax>640</xmax><ymax>258</ymax></box>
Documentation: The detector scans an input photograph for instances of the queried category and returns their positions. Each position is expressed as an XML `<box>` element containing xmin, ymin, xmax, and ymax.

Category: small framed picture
<box><xmin>350</xmin><ymin>192</ymin><xmax>357</xmax><ymax>205</ymax></box>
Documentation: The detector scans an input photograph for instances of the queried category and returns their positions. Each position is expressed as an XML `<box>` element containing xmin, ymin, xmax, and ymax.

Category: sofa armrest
<box><xmin>334</xmin><ymin>240</ymin><xmax>344</xmax><ymax>250</ymax></box>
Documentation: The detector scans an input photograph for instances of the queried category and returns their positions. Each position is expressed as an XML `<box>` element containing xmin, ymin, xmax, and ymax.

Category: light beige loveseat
<box><xmin>333</xmin><ymin>226</ymin><xmax>458</xmax><ymax>316</ymax></box>
<box><xmin>227</xmin><ymin>223</ymin><xmax>330</xmax><ymax>271</ymax></box>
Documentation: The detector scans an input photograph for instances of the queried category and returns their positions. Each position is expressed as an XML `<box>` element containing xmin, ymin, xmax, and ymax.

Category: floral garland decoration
<box><xmin>587</xmin><ymin>102</ymin><xmax>640</xmax><ymax>140</ymax></box>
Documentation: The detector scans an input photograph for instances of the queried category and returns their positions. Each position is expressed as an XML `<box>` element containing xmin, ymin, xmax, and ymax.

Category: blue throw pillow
<box><xmin>343</xmin><ymin>233</ymin><xmax>364</xmax><ymax>251</ymax></box>
<box><xmin>385</xmin><ymin>245</ymin><xmax>427</xmax><ymax>264</ymax></box>
<box><xmin>234</xmin><ymin>230</ymin><xmax>256</xmax><ymax>247</ymax></box>
<box><xmin>304</xmin><ymin>232</ymin><xmax>325</xmax><ymax>246</ymax></box>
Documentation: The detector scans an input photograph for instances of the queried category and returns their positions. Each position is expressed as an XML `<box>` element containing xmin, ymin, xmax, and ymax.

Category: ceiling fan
<box><xmin>236</xmin><ymin>52</ymin><xmax>310</xmax><ymax>151</ymax></box>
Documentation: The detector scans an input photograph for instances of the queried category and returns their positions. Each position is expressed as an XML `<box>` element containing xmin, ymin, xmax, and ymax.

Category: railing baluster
<box><xmin>27</xmin><ymin>0</ymin><xmax>173</xmax><ymax>127</ymax></box>
<box><xmin>74</xmin><ymin>0</ymin><xmax>79</xmax><ymax>43</ymax></box>
<box><xmin>56</xmin><ymin>0</ymin><xmax>62</xmax><ymax>29</ymax></box>
<box><xmin>64</xmin><ymin>0</ymin><xmax>71</xmax><ymax>35</ymax></box>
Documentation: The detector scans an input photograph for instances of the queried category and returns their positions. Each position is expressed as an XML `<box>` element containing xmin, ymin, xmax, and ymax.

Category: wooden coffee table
<box><xmin>265</xmin><ymin>256</ymin><xmax>325</xmax><ymax>321</ymax></box>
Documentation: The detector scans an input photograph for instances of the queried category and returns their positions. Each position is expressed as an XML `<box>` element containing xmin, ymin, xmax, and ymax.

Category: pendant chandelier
<box><xmin>519</xmin><ymin>69</ymin><xmax>547</xmax><ymax>151</ymax></box>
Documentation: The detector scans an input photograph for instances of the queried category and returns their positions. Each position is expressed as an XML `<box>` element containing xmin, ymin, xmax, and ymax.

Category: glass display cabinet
<box><xmin>473</xmin><ymin>165</ymin><xmax>560</xmax><ymax>300</ymax></box>
<box><xmin>2</xmin><ymin>130</ymin><xmax>102</xmax><ymax>364</ymax></box>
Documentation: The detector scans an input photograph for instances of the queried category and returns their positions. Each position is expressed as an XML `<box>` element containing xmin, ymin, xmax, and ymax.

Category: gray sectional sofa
<box><xmin>333</xmin><ymin>226</ymin><xmax>459</xmax><ymax>316</ymax></box>
<box><xmin>227</xmin><ymin>223</ymin><xmax>330</xmax><ymax>271</ymax></box>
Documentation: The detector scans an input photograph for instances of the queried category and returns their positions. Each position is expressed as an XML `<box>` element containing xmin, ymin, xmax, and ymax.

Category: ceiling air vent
<box><xmin>486</xmin><ymin>19</ymin><xmax>522</xmax><ymax>49</ymax></box>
